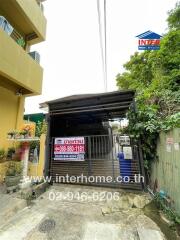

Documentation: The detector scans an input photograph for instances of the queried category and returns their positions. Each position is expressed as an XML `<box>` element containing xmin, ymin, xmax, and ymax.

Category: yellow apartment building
<box><xmin>0</xmin><ymin>0</ymin><xmax>47</xmax><ymax>148</ymax></box>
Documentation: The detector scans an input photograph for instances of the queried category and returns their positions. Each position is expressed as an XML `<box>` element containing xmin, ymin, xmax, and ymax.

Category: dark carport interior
<box><xmin>41</xmin><ymin>91</ymin><xmax>145</xmax><ymax>190</ymax></box>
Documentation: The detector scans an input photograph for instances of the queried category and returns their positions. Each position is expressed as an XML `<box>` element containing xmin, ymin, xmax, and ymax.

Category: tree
<box><xmin>167</xmin><ymin>1</ymin><xmax>180</xmax><ymax>30</ymax></box>
<box><xmin>116</xmin><ymin>2</ymin><xmax>180</xmax><ymax>172</ymax></box>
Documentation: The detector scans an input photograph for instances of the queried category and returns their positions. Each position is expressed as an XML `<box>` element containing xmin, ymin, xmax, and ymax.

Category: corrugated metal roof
<box><xmin>40</xmin><ymin>90</ymin><xmax>135</xmax><ymax>119</ymax></box>
<box><xmin>41</xmin><ymin>90</ymin><xmax>134</xmax><ymax>106</ymax></box>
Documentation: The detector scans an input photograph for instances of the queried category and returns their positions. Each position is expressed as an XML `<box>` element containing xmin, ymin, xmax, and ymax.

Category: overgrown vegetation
<box><xmin>116</xmin><ymin>2</ymin><xmax>180</xmax><ymax>173</ymax></box>
<box><xmin>29</xmin><ymin>120</ymin><xmax>47</xmax><ymax>150</ymax></box>
<box><xmin>0</xmin><ymin>148</ymin><xmax>6</xmax><ymax>162</ymax></box>
<box><xmin>155</xmin><ymin>192</ymin><xmax>180</xmax><ymax>226</ymax></box>
<box><xmin>6</xmin><ymin>161</ymin><xmax>22</xmax><ymax>176</ymax></box>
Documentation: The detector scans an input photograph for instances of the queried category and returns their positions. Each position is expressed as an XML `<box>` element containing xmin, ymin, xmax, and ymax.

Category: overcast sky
<box><xmin>25</xmin><ymin>0</ymin><xmax>177</xmax><ymax>114</ymax></box>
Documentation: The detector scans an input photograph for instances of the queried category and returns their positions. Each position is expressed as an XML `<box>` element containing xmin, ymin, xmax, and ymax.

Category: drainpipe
<box><xmin>15</xmin><ymin>94</ymin><xmax>25</xmax><ymax>130</ymax></box>
<box><xmin>44</xmin><ymin>114</ymin><xmax>51</xmax><ymax>179</ymax></box>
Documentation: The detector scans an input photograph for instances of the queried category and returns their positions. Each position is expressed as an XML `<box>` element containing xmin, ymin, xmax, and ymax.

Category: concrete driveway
<box><xmin>0</xmin><ymin>184</ymin><xmax>165</xmax><ymax>240</ymax></box>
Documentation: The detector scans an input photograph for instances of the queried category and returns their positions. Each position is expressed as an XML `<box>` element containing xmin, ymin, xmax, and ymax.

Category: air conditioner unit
<box><xmin>28</xmin><ymin>51</ymin><xmax>40</xmax><ymax>64</ymax></box>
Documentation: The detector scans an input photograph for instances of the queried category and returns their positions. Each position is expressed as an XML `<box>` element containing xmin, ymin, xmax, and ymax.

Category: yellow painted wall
<box><xmin>16</xmin><ymin>0</ymin><xmax>47</xmax><ymax>43</ymax></box>
<box><xmin>0</xmin><ymin>0</ymin><xmax>46</xmax><ymax>44</ymax></box>
<box><xmin>28</xmin><ymin>134</ymin><xmax>46</xmax><ymax>178</ymax></box>
<box><xmin>0</xmin><ymin>29</ymin><xmax>43</xmax><ymax>95</ymax></box>
<box><xmin>0</xmin><ymin>82</ymin><xmax>24</xmax><ymax>149</ymax></box>
<box><xmin>0</xmin><ymin>0</ymin><xmax>47</xmax><ymax>182</ymax></box>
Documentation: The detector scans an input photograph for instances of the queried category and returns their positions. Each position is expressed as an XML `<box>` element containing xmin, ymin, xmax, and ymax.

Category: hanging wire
<box><xmin>96</xmin><ymin>0</ymin><xmax>108</xmax><ymax>92</ymax></box>
<box><xmin>104</xmin><ymin>0</ymin><xmax>107</xmax><ymax>91</ymax></box>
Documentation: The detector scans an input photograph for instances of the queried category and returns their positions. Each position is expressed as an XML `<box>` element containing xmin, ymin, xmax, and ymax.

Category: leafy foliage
<box><xmin>116</xmin><ymin>3</ymin><xmax>180</xmax><ymax>171</ymax></box>
<box><xmin>167</xmin><ymin>1</ymin><xmax>180</xmax><ymax>30</ymax></box>
<box><xmin>35</xmin><ymin>120</ymin><xmax>47</xmax><ymax>138</ymax></box>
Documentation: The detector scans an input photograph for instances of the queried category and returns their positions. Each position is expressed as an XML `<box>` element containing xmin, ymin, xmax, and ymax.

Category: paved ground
<box><xmin>0</xmin><ymin>184</ymin><xmax>166</xmax><ymax>240</ymax></box>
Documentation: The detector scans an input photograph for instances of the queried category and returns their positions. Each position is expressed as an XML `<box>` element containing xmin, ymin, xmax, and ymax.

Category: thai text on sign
<box><xmin>54</xmin><ymin>137</ymin><xmax>85</xmax><ymax>161</ymax></box>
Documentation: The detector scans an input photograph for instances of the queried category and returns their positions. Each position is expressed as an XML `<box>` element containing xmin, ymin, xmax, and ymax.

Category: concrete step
<box><xmin>0</xmin><ymin>194</ymin><xmax>27</xmax><ymax>226</ymax></box>
<box><xmin>0</xmin><ymin>207</ymin><xmax>45</xmax><ymax>240</ymax></box>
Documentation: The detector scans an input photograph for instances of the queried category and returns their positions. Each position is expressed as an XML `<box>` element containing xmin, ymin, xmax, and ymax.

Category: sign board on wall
<box><xmin>54</xmin><ymin>137</ymin><xmax>85</xmax><ymax>161</ymax></box>
<box><xmin>123</xmin><ymin>146</ymin><xmax>133</xmax><ymax>159</ymax></box>
<box><xmin>166</xmin><ymin>137</ymin><xmax>174</xmax><ymax>144</ymax></box>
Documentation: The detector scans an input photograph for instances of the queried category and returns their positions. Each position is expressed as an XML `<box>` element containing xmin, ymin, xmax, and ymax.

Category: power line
<box><xmin>96</xmin><ymin>0</ymin><xmax>108</xmax><ymax>92</ymax></box>
<box><xmin>104</xmin><ymin>0</ymin><xmax>107</xmax><ymax>91</ymax></box>
<box><xmin>96</xmin><ymin>0</ymin><xmax>105</xmax><ymax>90</ymax></box>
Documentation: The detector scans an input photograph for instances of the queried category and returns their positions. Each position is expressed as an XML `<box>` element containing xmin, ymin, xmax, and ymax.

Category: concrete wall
<box><xmin>28</xmin><ymin>134</ymin><xmax>46</xmax><ymax>178</ymax></box>
<box><xmin>151</xmin><ymin>128</ymin><xmax>180</xmax><ymax>214</ymax></box>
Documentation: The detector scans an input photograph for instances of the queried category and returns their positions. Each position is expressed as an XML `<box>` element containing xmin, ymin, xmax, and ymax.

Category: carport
<box><xmin>41</xmin><ymin>91</ymin><xmax>145</xmax><ymax>190</ymax></box>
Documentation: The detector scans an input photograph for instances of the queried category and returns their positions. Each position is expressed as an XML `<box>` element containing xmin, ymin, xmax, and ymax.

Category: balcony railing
<box><xmin>0</xmin><ymin>0</ymin><xmax>47</xmax><ymax>44</ymax></box>
<box><xmin>0</xmin><ymin>15</ymin><xmax>41</xmax><ymax>63</ymax></box>
<box><xmin>11</xmin><ymin>29</ymin><xmax>24</xmax><ymax>46</ymax></box>
<box><xmin>0</xmin><ymin>16</ymin><xmax>25</xmax><ymax>48</ymax></box>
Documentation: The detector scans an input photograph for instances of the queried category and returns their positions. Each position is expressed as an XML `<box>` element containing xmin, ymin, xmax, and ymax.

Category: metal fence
<box><xmin>151</xmin><ymin>128</ymin><xmax>180</xmax><ymax>214</ymax></box>
<box><xmin>50</xmin><ymin>134</ymin><xmax>144</xmax><ymax>190</ymax></box>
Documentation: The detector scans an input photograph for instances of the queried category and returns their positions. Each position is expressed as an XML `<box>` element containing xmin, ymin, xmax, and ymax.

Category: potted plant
<box><xmin>16</xmin><ymin>37</ymin><xmax>25</xmax><ymax>48</ymax></box>
<box><xmin>21</xmin><ymin>126</ymin><xmax>31</xmax><ymax>138</ymax></box>
<box><xmin>7</xmin><ymin>131</ymin><xmax>15</xmax><ymax>139</ymax></box>
<box><xmin>19</xmin><ymin>130</ymin><xmax>26</xmax><ymax>139</ymax></box>
<box><xmin>5</xmin><ymin>162</ymin><xmax>22</xmax><ymax>191</ymax></box>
